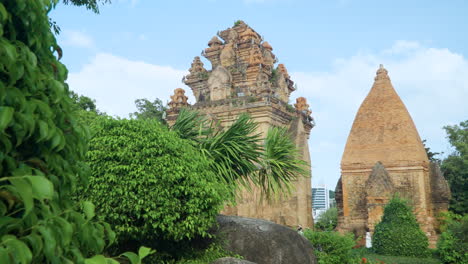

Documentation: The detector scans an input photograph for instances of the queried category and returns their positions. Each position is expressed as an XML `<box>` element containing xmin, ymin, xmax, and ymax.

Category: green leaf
<box><xmin>0</xmin><ymin>4</ymin><xmax>7</xmax><ymax>23</ymax></box>
<box><xmin>0</xmin><ymin>248</ymin><xmax>9</xmax><ymax>264</ymax></box>
<box><xmin>83</xmin><ymin>201</ymin><xmax>95</xmax><ymax>220</ymax></box>
<box><xmin>84</xmin><ymin>255</ymin><xmax>108</xmax><ymax>264</ymax></box>
<box><xmin>1</xmin><ymin>235</ymin><xmax>33</xmax><ymax>264</ymax></box>
<box><xmin>121</xmin><ymin>252</ymin><xmax>140</xmax><ymax>264</ymax></box>
<box><xmin>0</xmin><ymin>107</ymin><xmax>14</xmax><ymax>132</ymax></box>
<box><xmin>9</xmin><ymin>177</ymin><xmax>33</xmax><ymax>215</ymax></box>
<box><xmin>138</xmin><ymin>246</ymin><xmax>155</xmax><ymax>260</ymax></box>
<box><xmin>38</xmin><ymin>120</ymin><xmax>48</xmax><ymax>142</ymax></box>
<box><xmin>26</xmin><ymin>175</ymin><xmax>54</xmax><ymax>200</ymax></box>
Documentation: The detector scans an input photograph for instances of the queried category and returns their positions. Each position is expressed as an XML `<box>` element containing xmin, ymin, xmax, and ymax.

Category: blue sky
<box><xmin>50</xmin><ymin>0</ymin><xmax>468</xmax><ymax>189</ymax></box>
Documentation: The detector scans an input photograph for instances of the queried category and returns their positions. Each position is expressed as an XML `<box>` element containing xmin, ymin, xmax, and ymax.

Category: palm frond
<box><xmin>257</xmin><ymin>127</ymin><xmax>308</xmax><ymax>201</ymax></box>
<box><xmin>201</xmin><ymin>113</ymin><xmax>262</xmax><ymax>191</ymax></box>
<box><xmin>170</xmin><ymin>108</ymin><xmax>211</xmax><ymax>141</ymax></box>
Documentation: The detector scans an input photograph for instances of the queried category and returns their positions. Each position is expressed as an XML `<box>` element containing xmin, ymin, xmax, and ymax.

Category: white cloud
<box><xmin>67</xmin><ymin>43</ymin><xmax>468</xmax><ymax>190</ymax></box>
<box><xmin>62</xmin><ymin>30</ymin><xmax>94</xmax><ymax>49</ymax></box>
<box><xmin>67</xmin><ymin>53</ymin><xmax>189</xmax><ymax>118</ymax></box>
<box><xmin>291</xmin><ymin>42</ymin><xmax>468</xmax><ymax>189</ymax></box>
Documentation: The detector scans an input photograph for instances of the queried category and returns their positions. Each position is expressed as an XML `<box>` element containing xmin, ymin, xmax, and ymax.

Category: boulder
<box><xmin>210</xmin><ymin>257</ymin><xmax>257</xmax><ymax>264</ymax></box>
<box><xmin>214</xmin><ymin>215</ymin><xmax>316</xmax><ymax>264</ymax></box>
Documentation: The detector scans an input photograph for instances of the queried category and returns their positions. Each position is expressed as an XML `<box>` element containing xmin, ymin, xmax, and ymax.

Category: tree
<box><xmin>170</xmin><ymin>109</ymin><xmax>307</xmax><ymax>200</ymax></box>
<box><xmin>422</xmin><ymin>139</ymin><xmax>442</xmax><ymax>164</ymax></box>
<box><xmin>441</xmin><ymin>120</ymin><xmax>468</xmax><ymax>215</ymax></box>
<box><xmin>315</xmin><ymin>207</ymin><xmax>338</xmax><ymax>231</ymax></box>
<box><xmin>437</xmin><ymin>213</ymin><xmax>468</xmax><ymax>264</ymax></box>
<box><xmin>0</xmin><ymin>1</ymin><xmax>114</xmax><ymax>262</ymax></box>
<box><xmin>70</xmin><ymin>91</ymin><xmax>98</xmax><ymax>112</ymax></box>
<box><xmin>62</xmin><ymin>0</ymin><xmax>111</xmax><ymax>13</ymax></box>
<box><xmin>372</xmin><ymin>196</ymin><xmax>429</xmax><ymax>257</ymax></box>
<box><xmin>130</xmin><ymin>98</ymin><xmax>167</xmax><ymax>124</ymax></box>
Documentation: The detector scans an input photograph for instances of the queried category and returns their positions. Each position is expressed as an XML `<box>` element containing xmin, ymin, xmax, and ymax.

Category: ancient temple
<box><xmin>335</xmin><ymin>65</ymin><xmax>450</xmax><ymax>246</ymax></box>
<box><xmin>166</xmin><ymin>21</ymin><xmax>315</xmax><ymax>228</ymax></box>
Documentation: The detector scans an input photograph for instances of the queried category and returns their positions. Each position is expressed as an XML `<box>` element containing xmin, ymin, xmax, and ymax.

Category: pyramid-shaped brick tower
<box><xmin>336</xmin><ymin>65</ymin><xmax>450</xmax><ymax>247</ymax></box>
<box><xmin>166</xmin><ymin>21</ymin><xmax>315</xmax><ymax>228</ymax></box>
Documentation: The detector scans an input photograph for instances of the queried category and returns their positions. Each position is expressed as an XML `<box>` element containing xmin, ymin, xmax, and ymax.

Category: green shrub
<box><xmin>372</xmin><ymin>196</ymin><xmax>429</xmax><ymax>257</ymax></box>
<box><xmin>437</xmin><ymin>214</ymin><xmax>468</xmax><ymax>264</ymax></box>
<box><xmin>315</xmin><ymin>207</ymin><xmax>338</xmax><ymax>231</ymax></box>
<box><xmin>0</xmin><ymin>1</ymin><xmax>125</xmax><ymax>263</ymax></box>
<box><xmin>81</xmin><ymin>118</ymin><xmax>229</xmax><ymax>249</ymax></box>
<box><xmin>303</xmin><ymin>229</ymin><xmax>355</xmax><ymax>264</ymax></box>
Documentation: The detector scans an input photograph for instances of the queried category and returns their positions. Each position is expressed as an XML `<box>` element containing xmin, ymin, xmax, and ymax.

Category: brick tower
<box><xmin>166</xmin><ymin>21</ymin><xmax>315</xmax><ymax>228</ymax></box>
<box><xmin>336</xmin><ymin>65</ymin><xmax>450</xmax><ymax>246</ymax></box>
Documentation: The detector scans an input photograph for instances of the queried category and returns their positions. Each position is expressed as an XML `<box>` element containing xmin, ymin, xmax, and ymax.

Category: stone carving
<box><xmin>262</xmin><ymin>41</ymin><xmax>276</xmax><ymax>67</ymax></box>
<box><xmin>255</xmin><ymin>72</ymin><xmax>271</xmax><ymax>96</ymax></box>
<box><xmin>249</xmin><ymin>45</ymin><xmax>264</xmax><ymax>66</ymax></box>
<box><xmin>168</xmin><ymin>88</ymin><xmax>189</xmax><ymax>109</ymax></box>
<box><xmin>240</xmin><ymin>27</ymin><xmax>260</xmax><ymax>43</ymax></box>
<box><xmin>365</xmin><ymin>162</ymin><xmax>394</xmax><ymax>232</ymax></box>
<box><xmin>375</xmin><ymin>64</ymin><xmax>390</xmax><ymax>81</ymax></box>
<box><xmin>168</xmin><ymin>22</ymin><xmax>314</xmax><ymax>230</ymax></box>
<box><xmin>220</xmin><ymin>43</ymin><xmax>236</xmax><ymax>67</ymax></box>
<box><xmin>294</xmin><ymin>97</ymin><xmax>312</xmax><ymax>116</ymax></box>
<box><xmin>188</xmin><ymin>56</ymin><xmax>207</xmax><ymax>76</ymax></box>
<box><xmin>337</xmin><ymin>65</ymin><xmax>450</xmax><ymax>247</ymax></box>
<box><xmin>277</xmin><ymin>64</ymin><xmax>290</xmax><ymax>79</ymax></box>
<box><xmin>208</xmin><ymin>66</ymin><xmax>232</xmax><ymax>101</ymax></box>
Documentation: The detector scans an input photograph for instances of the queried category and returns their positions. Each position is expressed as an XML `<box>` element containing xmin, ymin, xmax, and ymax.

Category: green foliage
<box><xmin>372</xmin><ymin>196</ymin><xmax>429</xmax><ymax>257</ymax></box>
<box><xmin>0</xmin><ymin>1</ymin><xmax>139</xmax><ymax>263</ymax></box>
<box><xmin>314</xmin><ymin>207</ymin><xmax>338</xmax><ymax>231</ymax></box>
<box><xmin>441</xmin><ymin>120</ymin><xmax>468</xmax><ymax>215</ymax></box>
<box><xmin>61</xmin><ymin>0</ymin><xmax>111</xmax><ymax>13</ymax></box>
<box><xmin>303</xmin><ymin>229</ymin><xmax>355</xmax><ymax>264</ymax></box>
<box><xmin>70</xmin><ymin>91</ymin><xmax>99</xmax><ymax>113</ymax></box>
<box><xmin>422</xmin><ymin>139</ymin><xmax>442</xmax><ymax>164</ymax></box>
<box><xmin>171</xmin><ymin>109</ymin><xmax>306</xmax><ymax>201</ymax></box>
<box><xmin>130</xmin><ymin>98</ymin><xmax>167</xmax><ymax>124</ymax></box>
<box><xmin>269</xmin><ymin>68</ymin><xmax>278</xmax><ymax>83</ymax></box>
<box><xmin>233</xmin><ymin>20</ymin><xmax>242</xmax><ymax>26</ymax></box>
<box><xmin>257</xmin><ymin>127</ymin><xmax>306</xmax><ymax>199</ymax></box>
<box><xmin>352</xmin><ymin>248</ymin><xmax>441</xmax><ymax>264</ymax></box>
<box><xmin>286</xmin><ymin>104</ymin><xmax>296</xmax><ymax>113</ymax></box>
<box><xmin>82</xmin><ymin>117</ymin><xmax>229</xmax><ymax>246</ymax></box>
<box><xmin>437</xmin><ymin>214</ymin><xmax>468</xmax><ymax>264</ymax></box>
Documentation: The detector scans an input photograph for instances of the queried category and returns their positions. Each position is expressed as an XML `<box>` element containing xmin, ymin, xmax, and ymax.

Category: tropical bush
<box><xmin>0</xmin><ymin>0</ymin><xmax>140</xmax><ymax>263</ymax></box>
<box><xmin>170</xmin><ymin>109</ymin><xmax>306</xmax><ymax>201</ymax></box>
<box><xmin>303</xmin><ymin>229</ymin><xmax>355</xmax><ymax>264</ymax></box>
<box><xmin>81</xmin><ymin>117</ymin><xmax>229</xmax><ymax>248</ymax></box>
<box><xmin>315</xmin><ymin>207</ymin><xmax>338</xmax><ymax>231</ymax></box>
<box><xmin>372</xmin><ymin>196</ymin><xmax>429</xmax><ymax>257</ymax></box>
<box><xmin>437</xmin><ymin>214</ymin><xmax>468</xmax><ymax>264</ymax></box>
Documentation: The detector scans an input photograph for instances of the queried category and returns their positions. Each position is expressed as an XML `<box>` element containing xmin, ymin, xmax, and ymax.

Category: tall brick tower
<box><xmin>336</xmin><ymin>65</ymin><xmax>450</xmax><ymax>246</ymax></box>
<box><xmin>166</xmin><ymin>21</ymin><xmax>315</xmax><ymax>228</ymax></box>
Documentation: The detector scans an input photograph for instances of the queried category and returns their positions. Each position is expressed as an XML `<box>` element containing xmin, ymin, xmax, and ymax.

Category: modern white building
<box><xmin>312</xmin><ymin>185</ymin><xmax>330</xmax><ymax>219</ymax></box>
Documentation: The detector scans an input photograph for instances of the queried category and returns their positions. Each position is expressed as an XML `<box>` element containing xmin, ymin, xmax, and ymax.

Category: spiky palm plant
<box><xmin>170</xmin><ymin>108</ymin><xmax>306</xmax><ymax>201</ymax></box>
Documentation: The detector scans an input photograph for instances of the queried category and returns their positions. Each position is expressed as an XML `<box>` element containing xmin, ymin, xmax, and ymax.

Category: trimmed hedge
<box><xmin>372</xmin><ymin>196</ymin><xmax>429</xmax><ymax>257</ymax></box>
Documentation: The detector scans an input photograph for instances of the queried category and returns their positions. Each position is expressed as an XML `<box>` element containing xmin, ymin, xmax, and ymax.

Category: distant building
<box><xmin>312</xmin><ymin>186</ymin><xmax>330</xmax><ymax>219</ymax></box>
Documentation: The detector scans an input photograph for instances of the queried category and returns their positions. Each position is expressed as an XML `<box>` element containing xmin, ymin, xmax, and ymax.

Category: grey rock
<box><xmin>214</xmin><ymin>215</ymin><xmax>316</xmax><ymax>264</ymax></box>
<box><xmin>210</xmin><ymin>257</ymin><xmax>257</xmax><ymax>264</ymax></box>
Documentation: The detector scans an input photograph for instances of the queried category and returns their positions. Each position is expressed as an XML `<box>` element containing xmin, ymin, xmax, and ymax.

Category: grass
<box><xmin>352</xmin><ymin>248</ymin><xmax>441</xmax><ymax>264</ymax></box>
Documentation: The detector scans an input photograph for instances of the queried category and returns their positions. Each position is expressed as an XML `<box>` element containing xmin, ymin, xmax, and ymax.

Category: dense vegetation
<box><xmin>81</xmin><ymin>117</ymin><xmax>228</xmax><ymax>249</ymax></box>
<box><xmin>372</xmin><ymin>196</ymin><xmax>429</xmax><ymax>257</ymax></box>
<box><xmin>303</xmin><ymin>229</ymin><xmax>355</xmax><ymax>264</ymax></box>
<box><xmin>314</xmin><ymin>207</ymin><xmax>338</xmax><ymax>231</ymax></box>
<box><xmin>437</xmin><ymin>213</ymin><xmax>468</xmax><ymax>264</ymax></box>
<box><xmin>441</xmin><ymin>120</ymin><xmax>467</xmax><ymax>215</ymax></box>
